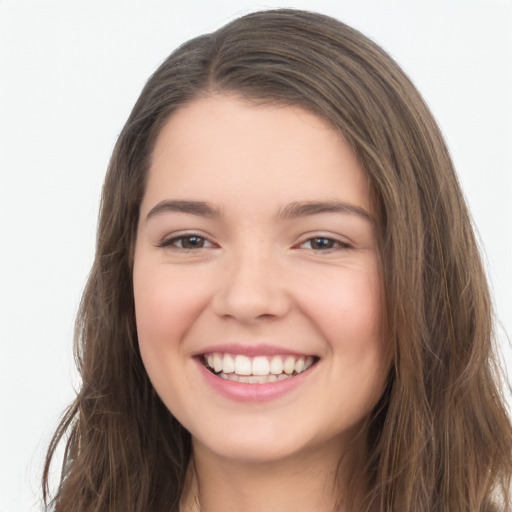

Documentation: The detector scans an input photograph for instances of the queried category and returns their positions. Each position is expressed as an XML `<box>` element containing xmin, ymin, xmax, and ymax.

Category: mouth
<box><xmin>201</xmin><ymin>352</ymin><xmax>318</xmax><ymax>384</ymax></box>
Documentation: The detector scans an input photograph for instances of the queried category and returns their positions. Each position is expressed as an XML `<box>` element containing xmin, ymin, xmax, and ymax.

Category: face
<box><xmin>133</xmin><ymin>94</ymin><xmax>389</xmax><ymax>464</ymax></box>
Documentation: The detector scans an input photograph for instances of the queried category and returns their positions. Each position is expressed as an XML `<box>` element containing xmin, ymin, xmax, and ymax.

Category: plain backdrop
<box><xmin>1</xmin><ymin>1</ymin><xmax>511</xmax><ymax>511</ymax></box>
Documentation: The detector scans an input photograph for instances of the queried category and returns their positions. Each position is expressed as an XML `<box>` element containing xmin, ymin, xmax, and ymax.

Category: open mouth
<box><xmin>201</xmin><ymin>352</ymin><xmax>318</xmax><ymax>384</ymax></box>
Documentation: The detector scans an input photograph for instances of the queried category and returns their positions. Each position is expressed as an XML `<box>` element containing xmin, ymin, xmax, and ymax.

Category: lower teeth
<box><xmin>215</xmin><ymin>371</ymin><xmax>296</xmax><ymax>384</ymax></box>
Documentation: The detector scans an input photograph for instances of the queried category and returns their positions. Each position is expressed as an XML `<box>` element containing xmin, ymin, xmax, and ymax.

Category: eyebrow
<box><xmin>145</xmin><ymin>199</ymin><xmax>373</xmax><ymax>223</ymax></box>
<box><xmin>146</xmin><ymin>200</ymin><xmax>222</xmax><ymax>221</ymax></box>
<box><xmin>277</xmin><ymin>201</ymin><xmax>374</xmax><ymax>223</ymax></box>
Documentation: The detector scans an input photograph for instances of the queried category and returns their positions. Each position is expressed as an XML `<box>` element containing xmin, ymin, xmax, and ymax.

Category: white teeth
<box><xmin>213</xmin><ymin>353</ymin><xmax>223</xmax><ymax>373</ymax></box>
<box><xmin>283</xmin><ymin>356</ymin><xmax>295</xmax><ymax>375</ymax></box>
<box><xmin>294</xmin><ymin>357</ymin><xmax>305</xmax><ymax>373</ymax></box>
<box><xmin>252</xmin><ymin>356</ymin><xmax>270</xmax><ymax>376</ymax></box>
<box><xmin>234</xmin><ymin>355</ymin><xmax>252</xmax><ymax>375</ymax></box>
<box><xmin>204</xmin><ymin>352</ymin><xmax>316</xmax><ymax>382</ymax></box>
<box><xmin>270</xmin><ymin>356</ymin><xmax>283</xmax><ymax>375</ymax></box>
<box><xmin>222</xmin><ymin>354</ymin><xmax>235</xmax><ymax>374</ymax></box>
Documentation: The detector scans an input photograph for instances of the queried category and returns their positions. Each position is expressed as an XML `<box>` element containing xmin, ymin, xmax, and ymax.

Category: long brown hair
<box><xmin>43</xmin><ymin>9</ymin><xmax>512</xmax><ymax>511</ymax></box>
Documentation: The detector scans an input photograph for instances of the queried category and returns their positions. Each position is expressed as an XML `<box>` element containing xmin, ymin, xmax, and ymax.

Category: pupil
<box><xmin>312</xmin><ymin>238</ymin><xmax>332</xmax><ymax>250</ymax></box>
<box><xmin>183</xmin><ymin>236</ymin><xmax>203</xmax><ymax>248</ymax></box>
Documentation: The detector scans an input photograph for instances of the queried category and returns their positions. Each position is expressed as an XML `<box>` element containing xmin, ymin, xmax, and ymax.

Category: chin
<box><xmin>196</xmin><ymin>441</ymin><xmax>306</xmax><ymax>465</ymax></box>
<box><xmin>190</xmin><ymin>421</ymin><xmax>311</xmax><ymax>464</ymax></box>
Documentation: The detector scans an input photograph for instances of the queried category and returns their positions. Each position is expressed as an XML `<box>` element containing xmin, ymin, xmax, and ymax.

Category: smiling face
<box><xmin>133</xmin><ymin>94</ymin><xmax>389</xmax><ymax>464</ymax></box>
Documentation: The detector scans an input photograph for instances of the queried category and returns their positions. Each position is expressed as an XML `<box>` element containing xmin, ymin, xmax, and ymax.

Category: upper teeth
<box><xmin>204</xmin><ymin>353</ymin><xmax>314</xmax><ymax>377</ymax></box>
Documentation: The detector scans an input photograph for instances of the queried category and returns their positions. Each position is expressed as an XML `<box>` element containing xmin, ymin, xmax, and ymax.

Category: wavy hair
<box><xmin>43</xmin><ymin>9</ymin><xmax>512</xmax><ymax>511</ymax></box>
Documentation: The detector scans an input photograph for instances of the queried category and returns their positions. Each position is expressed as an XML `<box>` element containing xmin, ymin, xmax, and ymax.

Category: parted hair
<box><xmin>43</xmin><ymin>9</ymin><xmax>512</xmax><ymax>512</ymax></box>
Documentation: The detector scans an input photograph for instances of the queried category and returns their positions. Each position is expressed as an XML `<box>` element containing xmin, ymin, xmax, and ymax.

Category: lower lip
<box><xmin>196</xmin><ymin>359</ymin><xmax>316</xmax><ymax>402</ymax></box>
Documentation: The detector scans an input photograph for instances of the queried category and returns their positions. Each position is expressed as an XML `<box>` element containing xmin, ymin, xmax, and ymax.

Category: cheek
<box><xmin>300</xmin><ymin>264</ymin><xmax>388</xmax><ymax>398</ymax></box>
<box><xmin>303</xmin><ymin>267</ymin><xmax>382</xmax><ymax>350</ymax></box>
<box><xmin>133</xmin><ymin>263</ymin><xmax>210</xmax><ymax>351</ymax></box>
<box><xmin>132</xmin><ymin>263</ymin><xmax>213</xmax><ymax>418</ymax></box>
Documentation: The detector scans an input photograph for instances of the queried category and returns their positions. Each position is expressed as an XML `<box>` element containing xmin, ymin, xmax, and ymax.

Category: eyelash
<box><xmin>158</xmin><ymin>233</ymin><xmax>215</xmax><ymax>250</ymax></box>
<box><xmin>158</xmin><ymin>234</ymin><xmax>351</xmax><ymax>252</ymax></box>
<box><xmin>297</xmin><ymin>236</ymin><xmax>351</xmax><ymax>251</ymax></box>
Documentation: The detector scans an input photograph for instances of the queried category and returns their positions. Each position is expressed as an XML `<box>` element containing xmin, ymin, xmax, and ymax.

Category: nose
<box><xmin>211</xmin><ymin>250</ymin><xmax>291</xmax><ymax>324</ymax></box>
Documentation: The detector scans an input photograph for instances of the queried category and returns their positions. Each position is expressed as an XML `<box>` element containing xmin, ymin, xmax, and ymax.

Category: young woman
<box><xmin>43</xmin><ymin>9</ymin><xmax>512</xmax><ymax>512</ymax></box>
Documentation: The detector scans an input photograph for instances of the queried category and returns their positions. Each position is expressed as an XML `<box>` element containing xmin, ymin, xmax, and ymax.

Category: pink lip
<box><xmin>192</xmin><ymin>343</ymin><xmax>313</xmax><ymax>357</ymax></box>
<box><xmin>195</xmin><ymin>358</ymin><xmax>317</xmax><ymax>402</ymax></box>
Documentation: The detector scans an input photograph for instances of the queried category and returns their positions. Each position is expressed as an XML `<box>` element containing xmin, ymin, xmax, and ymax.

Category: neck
<box><xmin>180</xmin><ymin>436</ymin><xmax>367</xmax><ymax>512</ymax></box>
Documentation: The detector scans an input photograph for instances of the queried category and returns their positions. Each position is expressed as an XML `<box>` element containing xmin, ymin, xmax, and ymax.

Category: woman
<box><xmin>43</xmin><ymin>9</ymin><xmax>512</xmax><ymax>512</ymax></box>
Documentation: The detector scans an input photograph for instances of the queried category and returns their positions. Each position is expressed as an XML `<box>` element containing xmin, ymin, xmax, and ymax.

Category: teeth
<box><xmin>252</xmin><ymin>356</ymin><xmax>270</xmax><ymax>376</ymax></box>
<box><xmin>239</xmin><ymin>375</ymin><xmax>272</xmax><ymax>384</ymax></box>
<box><xmin>270</xmin><ymin>356</ymin><xmax>283</xmax><ymax>375</ymax></box>
<box><xmin>234</xmin><ymin>355</ymin><xmax>252</xmax><ymax>375</ymax></box>
<box><xmin>294</xmin><ymin>357</ymin><xmax>305</xmax><ymax>373</ymax></box>
<box><xmin>223</xmin><ymin>354</ymin><xmax>235</xmax><ymax>374</ymax></box>
<box><xmin>283</xmin><ymin>356</ymin><xmax>295</xmax><ymax>375</ymax></box>
<box><xmin>213</xmin><ymin>353</ymin><xmax>223</xmax><ymax>373</ymax></box>
<box><xmin>218</xmin><ymin>372</ymin><xmax>292</xmax><ymax>384</ymax></box>
<box><xmin>204</xmin><ymin>352</ymin><xmax>316</xmax><ymax>382</ymax></box>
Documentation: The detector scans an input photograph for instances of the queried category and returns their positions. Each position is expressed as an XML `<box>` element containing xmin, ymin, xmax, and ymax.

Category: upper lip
<box><xmin>191</xmin><ymin>343</ymin><xmax>316</xmax><ymax>358</ymax></box>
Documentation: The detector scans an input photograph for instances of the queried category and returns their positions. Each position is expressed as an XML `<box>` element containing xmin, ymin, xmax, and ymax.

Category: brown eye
<box><xmin>179</xmin><ymin>236</ymin><xmax>206</xmax><ymax>249</ymax></box>
<box><xmin>309</xmin><ymin>237</ymin><xmax>335</xmax><ymax>250</ymax></box>
<box><xmin>160</xmin><ymin>234</ymin><xmax>213</xmax><ymax>250</ymax></box>
<box><xmin>299</xmin><ymin>237</ymin><xmax>350</xmax><ymax>251</ymax></box>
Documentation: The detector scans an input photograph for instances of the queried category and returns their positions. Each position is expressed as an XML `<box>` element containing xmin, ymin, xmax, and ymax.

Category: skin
<box><xmin>133</xmin><ymin>94</ymin><xmax>390</xmax><ymax>511</ymax></box>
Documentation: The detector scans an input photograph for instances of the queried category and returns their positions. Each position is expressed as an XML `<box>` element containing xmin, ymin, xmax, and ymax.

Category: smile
<box><xmin>202</xmin><ymin>353</ymin><xmax>317</xmax><ymax>384</ymax></box>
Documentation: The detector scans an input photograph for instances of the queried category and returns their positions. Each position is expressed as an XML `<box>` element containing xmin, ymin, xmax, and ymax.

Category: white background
<box><xmin>1</xmin><ymin>1</ymin><xmax>511</xmax><ymax>511</ymax></box>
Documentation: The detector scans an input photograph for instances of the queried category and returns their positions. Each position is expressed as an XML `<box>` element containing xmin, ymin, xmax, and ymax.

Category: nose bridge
<box><xmin>213</xmin><ymin>242</ymin><xmax>290</xmax><ymax>322</ymax></box>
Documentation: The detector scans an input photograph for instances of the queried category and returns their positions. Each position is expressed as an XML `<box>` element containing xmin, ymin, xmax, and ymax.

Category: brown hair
<box><xmin>43</xmin><ymin>9</ymin><xmax>512</xmax><ymax>511</ymax></box>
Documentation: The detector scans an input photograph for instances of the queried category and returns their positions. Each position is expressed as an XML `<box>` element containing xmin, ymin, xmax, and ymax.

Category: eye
<box><xmin>159</xmin><ymin>234</ymin><xmax>214</xmax><ymax>250</ymax></box>
<box><xmin>299</xmin><ymin>236</ymin><xmax>350</xmax><ymax>251</ymax></box>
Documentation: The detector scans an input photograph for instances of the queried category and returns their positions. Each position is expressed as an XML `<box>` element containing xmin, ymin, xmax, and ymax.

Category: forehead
<box><xmin>143</xmin><ymin>94</ymin><xmax>371</xmax><ymax>216</ymax></box>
